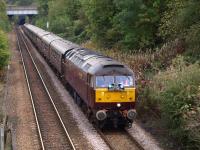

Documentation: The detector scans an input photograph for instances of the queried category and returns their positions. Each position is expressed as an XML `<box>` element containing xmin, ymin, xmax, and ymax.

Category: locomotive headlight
<box><xmin>117</xmin><ymin>103</ymin><xmax>121</xmax><ymax>107</ymax></box>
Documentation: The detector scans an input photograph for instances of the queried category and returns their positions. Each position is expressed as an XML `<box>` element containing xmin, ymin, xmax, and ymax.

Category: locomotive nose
<box><xmin>96</xmin><ymin>110</ymin><xmax>107</xmax><ymax>121</ymax></box>
<box><xmin>127</xmin><ymin>109</ymin><xmax>137</xmax><ymax>121</ymax></box>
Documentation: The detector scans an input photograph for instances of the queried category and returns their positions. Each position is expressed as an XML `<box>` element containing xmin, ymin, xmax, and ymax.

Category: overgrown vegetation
<box><xmin>0</xmin><ymin>30</ymin><xmax>9</xmax><ymax>70</ymax></box>
<box><xmin>36</xmin><ymin>0</ymin><xmax>164</xmax><ymax>49</ymax></box>
<box><xmin>0</xmin><ymin>0</ymin><xmax>9</xmax><ymax>125</ymax></box>
<box><xmin>6</xmin><ymin>0</ymin><xmax>35</xmax><ymax>6</ymax></box>
<box><xmin>159</xmin><ymin>0</ymin><xmax>200</xmax><ymax>62</ymax></box>
<box><xmin>147</xmin><ymin>57</ymin><xmax>200</xmax><ymax>149</ymax></box>
<box><xmin>0</xmin><ymin>0</ymin><xmax>10</xmax><ymax>31</ymax></box>
<box><xmin>0</xmin><ymin>0</ymin><xmax>9</xmax><ymax>70</ymax></box>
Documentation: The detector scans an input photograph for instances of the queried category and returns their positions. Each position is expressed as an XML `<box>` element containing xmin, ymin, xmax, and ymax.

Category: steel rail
<box><xmin>17</xmin><ymin>28</ymin><xmax>76</xmax><ymax>150</ymax></box>
<box><xmin>125</xmin><ymin>129</ymin><xmax>145</xmax><ymax>150</ymax></box>
<box><xmin>97</xmin><ymin>127</ymin><xmax>144</xmax><ymax>150</ymax></box>
<box><xmin>96</xmin><ymin>128</ymin><xmax>115</xmax><ymax>150</ymax></box>
<box><xmin>16</xmin><ymin>29</ymin><xmax>45</xmax><ymax>150</ymax></box>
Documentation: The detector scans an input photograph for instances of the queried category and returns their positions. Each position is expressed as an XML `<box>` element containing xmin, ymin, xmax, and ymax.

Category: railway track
<box><xmin>16</xmin><ymin>27</ymin><xmax>76</xmax><ymax>150</ymax></box>
<box><xmin>98</xmin><ymin>128</ymin><xmax>144</xmax><ymax>150</ymax></box>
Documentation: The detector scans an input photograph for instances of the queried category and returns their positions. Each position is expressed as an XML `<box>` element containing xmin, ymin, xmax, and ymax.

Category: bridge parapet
<box><xmin>6</xmin><ymin>5</ymin><xmax>38</xmax><ymax>15</ymax></box>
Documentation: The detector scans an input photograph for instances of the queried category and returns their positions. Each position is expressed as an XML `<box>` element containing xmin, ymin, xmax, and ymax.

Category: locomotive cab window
<box><xmin>95</xmin><ymin>76</ymin><xmax>134</xmax><ymax>88</ymax></box>
<box><xmin>115</xmin><ymin>76</ymin><xmax>134</xmax><ymax>86</ymax></box>
<box><xmin>96</xmin><ymin>76</ymin><xmax>114</xmax><ymax>88</ymax></box>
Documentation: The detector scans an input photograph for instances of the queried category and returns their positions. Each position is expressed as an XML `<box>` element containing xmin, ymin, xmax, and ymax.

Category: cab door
<box><xmin>87</xmin><ymin>74</ymin><xmax>94</xmax><ymax>106</ymax></box>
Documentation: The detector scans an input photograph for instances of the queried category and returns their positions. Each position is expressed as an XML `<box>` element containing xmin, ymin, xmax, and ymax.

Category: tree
<box><xmin>35</xmin><ymin>0</ymin><xmax>48</xmax><ymax>29</ymax></box>
<box><xmin>113</xmin><ymin>0</ymin><xmax>161</xmax><ymax>50</ymax></box>
<box><xmin>48</xmin><ymin>0</ymin><xmax>87</xmax><ymax>42</ymax></box>
<box><xmin>0</xmin><ymin>0</ymin><xmax>9</xmax><ymax>31</ymax></box>
<box><xmin>159</xmin><ymin>0</ymin><xmax>200</xmax><ymax>62</ymax></box>
<box><xmin>81</xmin><ymin>0</ymin><xmax>116</xmax><ymax>47</ymax></box>
<box><xmin>16</xmin><ymin>0</ymin><xmax>34</xmax><ymax>6</ymax></box>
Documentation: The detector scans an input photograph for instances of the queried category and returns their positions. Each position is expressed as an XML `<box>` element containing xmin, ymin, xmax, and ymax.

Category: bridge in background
<box><xmin>6</xmin><ymin>6</ymin><xmax>38</xmax><ymax>25</ymax></box>
<box><xmin>7</xmin><ymin>6</ymin><xmax>38</xmax><ymax>15</ymax></box>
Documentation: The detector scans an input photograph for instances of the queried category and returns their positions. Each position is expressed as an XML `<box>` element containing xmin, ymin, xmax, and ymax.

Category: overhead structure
<box><xmin>6</xmin><ymin>5</ymin><xmax>38</xmax><ymax>25</ymax></box>
<box><xmin>6</xmin><ymin>6</ymin><xmax>38</xmax><ymax>16</ymax></box>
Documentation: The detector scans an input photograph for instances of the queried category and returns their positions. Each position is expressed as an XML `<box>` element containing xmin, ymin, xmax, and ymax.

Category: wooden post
<box><xmin>0</xmin><ymin>127</ymin><xmax>4</xmax><ymax>150</ymax></box>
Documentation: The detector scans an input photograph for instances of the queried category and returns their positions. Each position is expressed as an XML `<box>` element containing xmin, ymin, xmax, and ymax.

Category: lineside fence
<box><xmin>0</xmin><ymin>116</ymin><xmax>12</xmax><ymax>150</ymax></box>
<box><xmin>0</xmin><ymin>124</ymin><xmax>4</xmax><ymax>150</ymax></box>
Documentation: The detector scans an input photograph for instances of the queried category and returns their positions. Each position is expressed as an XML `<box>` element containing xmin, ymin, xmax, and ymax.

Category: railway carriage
<box><xmin>23</xmin><ymin>24</ymin><xmax>137</xmax><ymax>128</ymax></box>
<box><xmin>41</xmin><ymin>34</ymin><xmax>62</xmax><ymax>61</ymax></box>
<box><xmin>23</xmin><ymin>25</ymin><xmax>49</xmax><ymax>52</ymax></box>
<box><xmin>49</xmin><ymin>40</ymin><xmax>79</xmax><ymax>74</ymax></box>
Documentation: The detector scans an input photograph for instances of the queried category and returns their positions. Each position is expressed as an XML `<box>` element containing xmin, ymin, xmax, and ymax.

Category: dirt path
<box><xmin>5</xmin><ymin>30</ymin><xmax>40</xmax><ymax>149</ymax></box>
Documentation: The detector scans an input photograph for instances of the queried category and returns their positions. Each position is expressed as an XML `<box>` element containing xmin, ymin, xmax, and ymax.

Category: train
<box><xmin>23</xmin><ymin>24</ymin><xmax>137</xmax><ymax>128</ymax></box>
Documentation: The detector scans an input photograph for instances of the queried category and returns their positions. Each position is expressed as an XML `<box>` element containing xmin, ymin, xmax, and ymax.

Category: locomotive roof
<box><xmin>65</xmin><ymin>47</ymin><xmax>133</xmax><ymax>75</ymax></box>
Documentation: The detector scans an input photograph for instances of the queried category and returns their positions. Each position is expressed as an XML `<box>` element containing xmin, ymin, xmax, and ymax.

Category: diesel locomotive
<box><xmin>23</xmin><ymin>24</ymin><xmax>137</xmax><ymax>128</ymax></box>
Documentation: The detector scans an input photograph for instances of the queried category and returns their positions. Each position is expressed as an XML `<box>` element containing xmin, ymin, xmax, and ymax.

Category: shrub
<box><xmin>0</xmin><ymin>29</ymin><xmax>9</xmax><ymax>70</ymax></box>
<box><xmin>148</xmin><ymin>57</ymin><xmax>200</xmax><ymax>149</ymax></box>
<box><xmin>0</xmin><ymin>0</ymin><xmax>10</xmax><ymax>31</ymax></box>
<box><xmin>184</xmin><ymin>22</ymin><xmax>200</xmax><ymax>63</ymax></box>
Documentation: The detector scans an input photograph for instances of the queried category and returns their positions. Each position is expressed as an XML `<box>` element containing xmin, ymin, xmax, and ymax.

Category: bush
<box><xmin>148</xmin><ymin>57</ymin><xmax>200</xmax><ymax>149</ymax></box>
<box><xmin>184</xmin><ymin>22</ymin><xmax>200</xmax><ymax>63</ymax></box>
<box><xmin>0</xmin><ymin>29</ymin><xmax>9</xmax><ymax>70</ymax></box>
<box><xmin>0</xmin><ymin>0</ymin><xmax>10</xmax><ymax>31</ymax></box>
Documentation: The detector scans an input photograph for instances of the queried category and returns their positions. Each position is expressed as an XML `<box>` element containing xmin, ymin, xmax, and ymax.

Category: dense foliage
<box><xmin>0</xmin><ymin>0</ymin><xmax>10</xmax><ymax>31</ymax></box>
<box><xmin>0</xmin><ymin>0</ymin><xmax>9</xmax><ymax>70</ymax></box>
<box><xmin>148</xmin><ymin>57</ymin><xmax>200</xmax><ymax>149</ymax></box>
<box><xmin>159</xmin><ymin>0</ymin><xmax>200</xmax><ymax>62</ymax></box>
<box><xmin>36</xmin><ymin>0</ymin><xmax>164</xmax><ymax>49</ymax></box>
<box><xmin>36</xmin><ymin>0</ymin><xmax>200</xmax><ymax>55</ymax></box>
<box><xmin>6</xmin><ymin>0</ymin><xmax>35</xmax><ymax>6</ymax></box>
<box><xmin>0</xmin><ymin>30</ymin><xmax>9</xmax><ymax>69</ymax></box>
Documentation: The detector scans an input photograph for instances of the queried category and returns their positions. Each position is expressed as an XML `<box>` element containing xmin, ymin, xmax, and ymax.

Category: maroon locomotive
<box><xmin>23</xmin><ymin>24</ymin><xmax>137</xmax><ymax>128</ymax></box>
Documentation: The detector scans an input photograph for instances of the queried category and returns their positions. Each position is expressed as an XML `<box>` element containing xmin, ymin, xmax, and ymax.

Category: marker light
<box><xmin>117</xmin><ymin>103</ymin><xmax>121</xmax><ymax>107</ymax></box>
